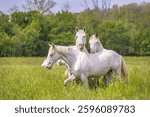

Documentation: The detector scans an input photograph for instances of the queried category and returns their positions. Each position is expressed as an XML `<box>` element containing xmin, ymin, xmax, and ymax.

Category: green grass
<box><xmin>0</xmin><ymin>57</ymin><xmax>150</xmax><ymax>100</ymax></box>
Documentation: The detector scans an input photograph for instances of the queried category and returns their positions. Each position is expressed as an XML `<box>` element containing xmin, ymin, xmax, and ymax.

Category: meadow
<box><xmin>0</xmin><ymin>57</ymin><xmax>150</xmax><ymax>100</ymax></box>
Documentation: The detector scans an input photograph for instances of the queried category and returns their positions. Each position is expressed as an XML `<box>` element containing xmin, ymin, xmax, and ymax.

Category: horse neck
<box><xmin>55</xmin><ymin>46</ymin><xmax>76</xmax><ymax>68</ymax></box>
<box><xmin>96</xmin><ymin>38</ymin><xmax>104</xmax><ymax>51</ymax></box>
<box><xmin>99</xmin><ymin>43</ymin><xmax>104</xmax><ymax>51</ymax></box>
<box><xmin>55</xmin><ymin>46</ymin><xmax>68</xmax><ymax>55</ymax></box>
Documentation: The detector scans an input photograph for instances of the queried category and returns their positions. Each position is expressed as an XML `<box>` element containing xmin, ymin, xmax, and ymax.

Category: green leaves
<box><xmin>98</xmin><ymin>21</ymin><xmax>131</xmax><ymax>55</ymax></box>
<box><xmin>0</xmin><ymin>3</ymin><xmax>150</xmax><ymax>56</ymax></box>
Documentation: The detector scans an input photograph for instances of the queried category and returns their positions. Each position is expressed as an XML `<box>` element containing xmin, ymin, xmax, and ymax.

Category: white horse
<box><xmin>89</xmin><ymin>34</ymin><xmax>128</xmax><ymax>82</ymax></box>
<box><xmin>62</xmin><ymin>27</ymin><xmax>88</xmax><ymax>80</ymax></box>
<box><xmin>45</xmin><ymin>27</ymin><xmax>88</xmax><ymax>79</ymax></box>
<box><xmin>65</xmin><ymin>26</ymin><xmax>88</xmax><ymax>77</ymax></box>
<box><xmin>89</xmin><ymin>34</ymin><xmax>104</xmax><ymax>53</ymax></box>
<box><xmin>42</xmin><ymin>45</ymin><xmax>128</xmax><ymax>88</ymax></box>
<box><xmin>64</xmin><ymin>26</ymin><xmax>90</xmax><ymax>85</ymax></box>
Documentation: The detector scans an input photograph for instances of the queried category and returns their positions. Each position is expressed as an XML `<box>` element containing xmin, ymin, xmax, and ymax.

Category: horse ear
<box><xmin>83</xmin><ymin>26</ymin><xmax>86</xmax><ymax>32</ymax></box>
<box><xmin>75</xmin><ymin>26</ymin><xmax>79</xmax><ymax>32</ymax></box>
<box><xmin>48</xmin><ymin>43</ymin><xmax>51</xmax><ymax>47</ymax></box>
<box><xmin>95</xmin><ymin>33</ymin><xmax>98</xmax><ymax>38</ymax></box>
<box><xmin>52</xmin><ymin>44</ymin><xmax>55</xmax><ymax>49</ymax></box>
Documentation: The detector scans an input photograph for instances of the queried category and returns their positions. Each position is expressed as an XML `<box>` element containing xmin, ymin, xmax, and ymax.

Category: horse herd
<box><xmin>42</xmin><ymin>27</ymin><xmax>128</xmax><ymax>88</ymax></box>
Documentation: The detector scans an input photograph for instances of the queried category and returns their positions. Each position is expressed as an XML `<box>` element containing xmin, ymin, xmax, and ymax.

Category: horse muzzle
<box><xmin>79</xmin><ymin>45</ymin><xmax>84</xmax><ymax>51</ymax></box>
<box><xmin>80</xmin><ymin>47</ymin><xmax>84</xmax><ymax>51</ymax></box>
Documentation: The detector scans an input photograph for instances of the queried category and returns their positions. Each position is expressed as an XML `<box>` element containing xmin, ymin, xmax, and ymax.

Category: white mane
<box><xmin>55</xmin><ymin>45</ymin><xmax>69</xmax><ymax>55</ymax></box>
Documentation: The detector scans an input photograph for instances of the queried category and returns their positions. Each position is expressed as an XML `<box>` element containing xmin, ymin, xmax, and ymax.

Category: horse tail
<box><xmin>121</xmin><ymin>57</ymin><xmax>128</xmax><ymax>82</ymax></box>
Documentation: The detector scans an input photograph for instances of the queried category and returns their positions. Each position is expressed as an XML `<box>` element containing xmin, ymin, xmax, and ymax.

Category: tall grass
<box><xmin>0</xmin><ymin>57</ymin><xmax>150</xmax><ymax>100</ymax></box>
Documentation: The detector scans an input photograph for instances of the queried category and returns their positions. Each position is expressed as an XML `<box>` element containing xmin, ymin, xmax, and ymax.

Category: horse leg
<box><xmin>94</xmin><ymin>77</ymin><xmax>99</xmax><ymax>88</ymax></box>
<box><xmin>114</xmin><ymin>67</ymin><xmax>121</xmax><ymax>81</ymax></box>
<box><xmin>65</xmin><ymin>65</ymin><xmax>72</xmax><ymax>77</ymax></box>
<box><xmin>103</xmin><ymin>75</ymin><xmax>109</xmax><ymax>86</ymax></box>
<box><xmin>65</xmin><ymin>69</ymin><xmax>69</xmax><ymax>76</ymax></box>
<box><xmin>81</xmin><ymin>74</ymin><xmax>89</xmax><ymax>88</ymax></box>
<box><xmin>103</xmin><ymin>70</ymin><xmax>113</xmax><ymax>86</ymax></box>
<box><xmin>107</xmin><ymin>70</ymin><xmax>113</xmax><ymax>83</ymax></box>
<box><xmin>65</xmin><ymin>69</ymin><xmax>72</xmax><ymax>78</ymax></box>
<box><xmin>64</xmin><ymin>74</ymin><xmax>76</xmax><ymax>86</ymax></box>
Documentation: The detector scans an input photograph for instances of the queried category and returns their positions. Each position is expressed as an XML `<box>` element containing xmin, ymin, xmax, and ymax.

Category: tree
<box><xmin>48</xmin><ymin>12</ymin><xmax>77</xmax><ymax>46</ymax></box>
<box><xmin>8</xmin><ymin>5</ymin><xmax>20</xmax><ymax>14</ymax></box>
<box><xmin>23</xmin><ymin>0</ymin><xmax>56</xmax><ymax>14</ymax></box>
<box><xmin>62</xmin><ymin>2</ymin><xmax>70</xmax><ymax>12</ymax></box>
<box><xmin>92</xmin><ymin>0</ymin><xmax>99</xmax><ymax>10</ymax></box>
<box><xmin>0</xmin><ymin>32</ymin><xmax>13</xmax><ymax>56</ymax></box>
<box><xmin>82</xmin><ymin>0</ymin><xmax>90</xmax><ymax>10</ymax></box>
<box><xmin>102</xmin><ymin>0</ymin><xmax>111</xmax><ymax>17</ymax></box>
<box><xmin>76</xmin><ymin>9</ymin><xmax>102</xmax><ymax>34</ymax></box>
<box><xmin>11</xmin><ymin>11</ymin><xmax>41</xmax><ymax>28</ymax></box>
<box><xmin>98</xmin><ymin>21</ymin><xmax>131</xmax><ymax>55</ymax></box>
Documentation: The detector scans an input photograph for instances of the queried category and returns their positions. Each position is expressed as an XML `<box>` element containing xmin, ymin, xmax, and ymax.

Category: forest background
<box><xmin>0</xmin><ymin>0</ymin><xmax>150</xmax><ymax>57</ymax></box>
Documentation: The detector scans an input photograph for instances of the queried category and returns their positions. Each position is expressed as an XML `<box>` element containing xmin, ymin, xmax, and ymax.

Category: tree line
<box><xmin>0</xmin><ymin>2</ymin><xmax>150</xmax><ymax>56</ymax></box>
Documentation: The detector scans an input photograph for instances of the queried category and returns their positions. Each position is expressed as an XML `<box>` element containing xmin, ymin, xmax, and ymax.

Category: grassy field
<box><xmin>0</xmin><ymin>57</ymin><xmax>150</xmax><ymax>100</ymax></box>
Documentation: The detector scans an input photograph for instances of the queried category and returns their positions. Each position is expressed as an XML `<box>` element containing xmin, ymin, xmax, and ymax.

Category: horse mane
<box><xmin>98</xmin><ymin>41</ymin><xmax>104</xmax><ymax>51</ymax></box>
<box><xmin>55</xmin><ymin>45</ymin><xmax>77</xmax><ymax>68</ymax></box>
<box><xmin>55</xmin><ymin>45</ymin><xmax>69</xmax><ymax>55</ymax></box>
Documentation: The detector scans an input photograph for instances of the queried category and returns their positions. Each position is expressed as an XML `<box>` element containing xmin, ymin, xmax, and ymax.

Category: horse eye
<box><xmin>75</xmin><ymin>36</ymin><xmax>78</xmax><ymax>39</ymax></box>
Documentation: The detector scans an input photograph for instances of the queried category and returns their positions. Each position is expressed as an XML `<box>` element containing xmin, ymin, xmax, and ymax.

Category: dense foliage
<box><xmin>0</xmin><ymin>3</ymin><xmax>150</xmax><ymax>56</ymax></box>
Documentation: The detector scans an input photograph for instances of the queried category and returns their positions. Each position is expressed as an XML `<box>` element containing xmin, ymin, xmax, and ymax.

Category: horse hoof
<box><xmin>64</xmin><ymin>81</ymin><xmax>67</xmax><ymax>86</ymax></box>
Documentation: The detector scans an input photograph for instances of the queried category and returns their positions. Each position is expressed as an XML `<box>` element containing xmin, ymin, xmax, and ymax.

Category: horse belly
<box><xmin>89</xmin><ymin>64</ymin><xmax>110</xmax><ymax>76</ymax></box>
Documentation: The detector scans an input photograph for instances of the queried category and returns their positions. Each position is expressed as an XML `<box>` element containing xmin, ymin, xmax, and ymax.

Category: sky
<box><xmin>0</xmin><ymin>0</ymin><xmax>149</xmax><ymax>14</ymax></box>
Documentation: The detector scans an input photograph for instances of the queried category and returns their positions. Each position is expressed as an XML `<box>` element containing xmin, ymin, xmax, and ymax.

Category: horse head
<box><xmin>89</xmin><ymin>34</ymin><xmax>102</xmax><ymax>53</ymax></box>
<box><xmin>41</xmin><ymin>44</ymin><xmax>61</xmax><ymax>69</ymax></box>
<box><xmin>75</xmin><ymin>26</ymin><xmax>86</xmax><ymax>51</ymax></box>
